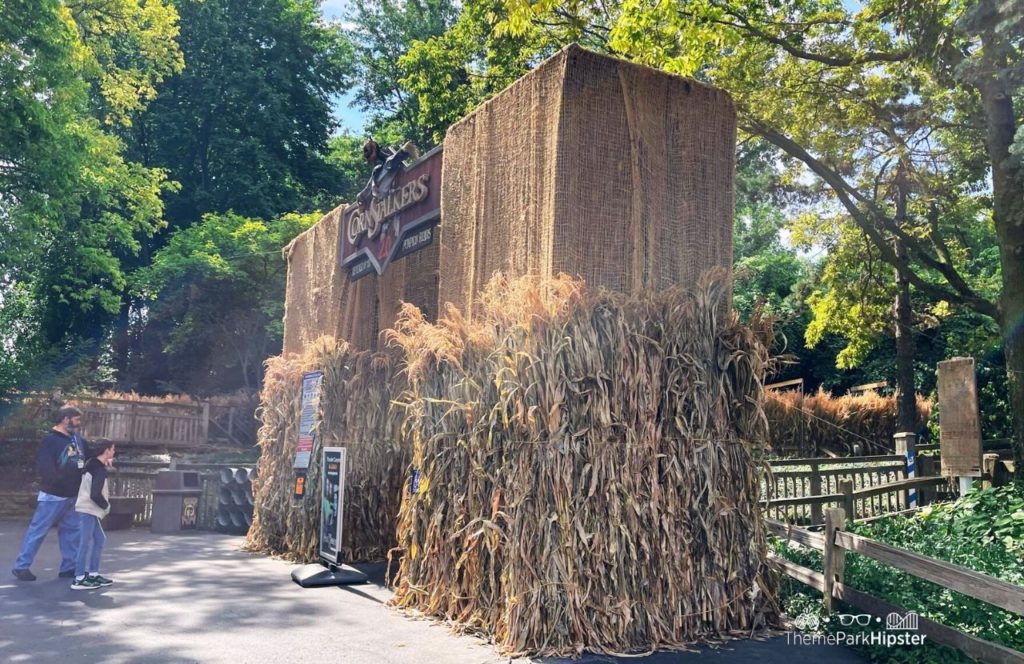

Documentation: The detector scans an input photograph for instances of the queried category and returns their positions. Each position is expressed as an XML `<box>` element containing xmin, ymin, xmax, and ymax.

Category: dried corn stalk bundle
<box><xmin>765</xmin><ymin>389</ymin><xmax>931</xmax><ymax>457</ymax></box>
<box><xmin>245</xmin><ymin>338</ymin><xmax>408</xmax><ymax>562</ymax></box>
<box><xmin>387</xmin><ymin>270</ymin><xmax>779</xmax><ymax>657</ymax></box>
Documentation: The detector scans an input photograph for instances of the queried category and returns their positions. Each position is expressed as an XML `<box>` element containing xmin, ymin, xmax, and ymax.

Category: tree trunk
<box><xmin>894</xmin><ymin>238</ymin><xmax>917</xmax><ymax>433</ymax></box>
<box><xmin>981</xmin><ymin>79</ymin><xmax>1024</xmax><ymax>477</ymax></box>
<box><xmin>1004</xmin><ymin>325</ymin><xmax>1024</xmax><ymax>479</ymax></box>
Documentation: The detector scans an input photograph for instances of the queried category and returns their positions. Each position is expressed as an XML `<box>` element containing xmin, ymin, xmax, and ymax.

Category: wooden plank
<box><xmin>766</xmin><ymin>378</ymin><xmax>804</xmax><ymax>390</ymax></box>
<box><xmin>834</xmin><ymin>530</ymin><xmax>1024</xmax><ymax>616</ymax></box>
<box><xmin>770</xmin><ymin>454</ymin><xmax>904</xmax><ymax>468</ymax></box>
<box><xmin>938</xmin><ymin>357</ymin><xmax>984</xmax><ymax>477</ymax></box>
<box><xmin>833</xmin><ymin>583</ymin><xmax>1024</xmax><ymax>664</ymax></box>
<box><xmin>852</xmin><ymin>476</ymin><xmax>947</xmax><ymax>501</ymax></box>
<box><xmin>823</xmin><ymin>508</ymin><xmax>846</xmax><ymax>613</ymax></box>
<box><xmin>199</xmin><ymin>401</ymin><xmax>209</xmax><ymax>445</ymax></box>
<box><xmin>850</xmin><ymin>380</ymin><xmax>888</xmax><ymax>393</ymax></box>
<box><xmin>68</xmin><ymin>394</ymin><xmax>201</xmax><ymax>409</ymax></box>
<box><xmin>766</xmin><ymin>519</ymin><xmax>826</xmax><ymax>551</ymax></box>
<box><xmin>762</xmin><ymin>493</ymin><xmax>844</xmax><ymax>508</ymax></box>
<box><xmin>856</xmin><ymin>507</ymin><xmax>922</xmax><ymax>524</ymax></box>
<box><xmin>768</xmin><ymin>555</ymin><xmax>1024</xmax><ymax>664</ymax></box>
<box><xmin>772</xmin><ymin>464</ymin><xmax>904</xmax><ymax>479</ymax></box>
<box><xmin>769</xmin><ymin>553</ymin><xmax>825</xmax><ymax>590</ymax></box>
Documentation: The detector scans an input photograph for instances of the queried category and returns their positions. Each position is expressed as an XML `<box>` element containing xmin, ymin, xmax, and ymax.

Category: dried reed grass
<box><xmin>386</xmin><ymin>271</ymin><xmax>780</xmax><ymax>657</ymax></box>
<box><xmin>244</xmin><ymin>338</ymin><xmax>408</xmax><ymax>562</ymax></box>
<box><xmin>765</xmin><ymin>389</ymin><xmax>931</xmax><ymax>457</ymax></box>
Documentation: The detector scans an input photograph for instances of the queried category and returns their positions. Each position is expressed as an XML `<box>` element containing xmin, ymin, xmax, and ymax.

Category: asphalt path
<box><xmin>0</xmin><ymin>518</ymin><xmax>866</xmax><ymax>664</ymax></box>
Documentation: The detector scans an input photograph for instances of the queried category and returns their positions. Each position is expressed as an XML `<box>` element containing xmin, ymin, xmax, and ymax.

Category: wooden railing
<box><xmin>763</xmin><ymin>455</ymin><xmax>957</xmax><ymax>525</ymax></box>
<box><xmin>73</xmin><ymin>396</ymin><xmax>209</xmax><ymax>448</ymax></box>
<box><xmin>2</xmin><ymin>392</ymin><xmax>258</xmax><ymax>448</ymax></box>
<box><xmin>768</xmin><ymin>514</ymin><xmax>1024</xmax><ymax>663</ymax></box>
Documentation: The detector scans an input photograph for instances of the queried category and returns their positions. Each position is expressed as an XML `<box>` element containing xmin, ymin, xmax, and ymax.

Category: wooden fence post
<box><xmin>823</xmin><ymin>507</ymin><xmax>847</xmax><ymax>614</ymax></box>
<box><xmin>809</xmin><ymin>458</ymin><xmax>823</xmax><ymax>525</ymax></box>
<box><xmin>840</xmin><ymin>477</ymin><xmax>855</xmax><ymax>522</ymax></box>
<box><xmin>200</xmin><ymin>401</ymin><xmax>210</xmax><ymax>446</ymax></box>
<box><xmin>129</xmin><ymin>402</ymin><xmax>138</xmax><ymax>444</ymax></box>
<box><xmin>982</xmin><ymin>453</ymin><xmax>1000</xmax><ymax>489</ymax></box>
<box><xmin>894</xmin><ymin>431</ymin><xmax>918</xmax><ymax>509</ymax></box>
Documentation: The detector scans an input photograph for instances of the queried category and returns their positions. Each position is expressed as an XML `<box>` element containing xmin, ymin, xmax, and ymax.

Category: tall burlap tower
<box><xmin>282</xmin><ymin>45</ymin><xmax>735</xmax><ymax>353</ymax></box>
<box><xmin>437</xmin><ymin>44</ymin><xmax>735</xmax><ymax>318</ymax></box>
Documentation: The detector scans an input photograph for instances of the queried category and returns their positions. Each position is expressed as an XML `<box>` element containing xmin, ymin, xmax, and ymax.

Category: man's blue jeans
<box><xmin>75</xmin><ymin>513</ymin><xmax>105</xmax><ymax>578</ymax></box>
<box><xmin>13</xmin><ymin>498</ymin><xmax>80</xmax><ymax>573</ymax></box>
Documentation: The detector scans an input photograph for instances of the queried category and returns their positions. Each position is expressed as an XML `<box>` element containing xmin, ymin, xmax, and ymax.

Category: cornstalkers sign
<box><xmin>340</xmin><ymin>141</ymin><xmax>442</xmax><ymax>280</ymax></box>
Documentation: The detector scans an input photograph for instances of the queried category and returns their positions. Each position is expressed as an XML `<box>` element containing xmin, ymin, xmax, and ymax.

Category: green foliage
<box><xmin>345</xmin><ymin>0</ymin><xmax>459</xmax><ymax>147</ymax></box>
<box><xmin>397</xmin><ymin>0</ymin><xmax>558</xmax><ymax>145</ymax></box>
<box><xmin>124</xmin><ymin>0</ymin><xmax>356</xmax><ymax>226</ymax></box>
<box><xmin>492</xmin><ymin>0</ymin><xmax>1024</xmax><ymax>464</ymax></box>
<box><xmin>732</xmin><ymin>146</ymin><xmax>808</xmax><ymax>321</ymax></box>
<box><xmin>1</xmin><ymin>0</ymin><xmax>182</xmax><ymax>392</ymax></box>
<box><xmin>0</xmin><ymin>279</ymin><xmax>43</xmax><ymax>395</ymax></box>
<box><xmin>775</xmin><ymin>483</ymin><xmax>1024</xmax><ymax>662</ymax></box>
<box><xmin>67</xmin><ymin>0</ymin><xmax>185</xmax><ymax>125</ymax></box>
<box><xmin>918</xmin><ymin>483</ymin><xmax>1024</xmax><ymax>555</ymax></box>
<box><xmin>124</xmin><ymin>211</ymin><xmax>318</xmax><ymax>394</ymax></box>
<box><xmin>324</xmin><ymin>131</ymin><xmax>373</xmax><ymax>204</ymax></box>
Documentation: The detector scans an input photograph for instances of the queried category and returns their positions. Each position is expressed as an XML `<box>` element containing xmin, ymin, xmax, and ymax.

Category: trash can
<box><xmin>104</xmin><ymin>496</ymin><xmax>146</xmax><ymax>530</ymax></box>
<box><xmin>151</xmin><ymin>470</ymin><xmax>203</xmax><ymax>533</ymax></box>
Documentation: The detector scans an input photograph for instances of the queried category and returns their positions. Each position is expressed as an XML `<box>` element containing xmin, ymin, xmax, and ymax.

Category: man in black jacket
<box><xmin>11</xmin><ymin>406</ymin><xmax>91</xmax><ymax>581</ymax></box>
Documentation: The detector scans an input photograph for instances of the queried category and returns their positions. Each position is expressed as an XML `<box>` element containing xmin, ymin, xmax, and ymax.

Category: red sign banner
<box><xmin>340</xmin><ymin>146</ymin><xmax>442</xmax><ymax>279</ymax></box>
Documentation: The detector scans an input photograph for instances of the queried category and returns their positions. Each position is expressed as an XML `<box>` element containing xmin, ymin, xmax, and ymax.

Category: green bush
<box><xmin>774</xmin><ymin>483</ymin><xmax>1024</xmax><ymax>662</ymax></box>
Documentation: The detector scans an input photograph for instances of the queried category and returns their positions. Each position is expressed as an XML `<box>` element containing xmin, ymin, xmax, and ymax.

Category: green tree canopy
<box><xmin>345</xmin><ymin>0</ymin><xmax>459</xmax><ymax>146</ymax></box>
<box><xmin>123</xmin><ymin>0</ymin><xmax>356</xmax><ymax>227</ymax></box>
<box><xmin>1</xmin><ymin>0</ymin><xmax>183</xmax><ymax>391</ymax></box>
<box><xmin>123</xmin><ymin>211</ymin><xmax>318</xmax><ymax>394</ymax></box>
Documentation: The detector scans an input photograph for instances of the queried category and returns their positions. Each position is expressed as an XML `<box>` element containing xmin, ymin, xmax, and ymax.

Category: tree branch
<box><xmin>748</xmin><ymin>120</ymin><xmax>999</xmax><ymax>320</ymax></box>
<box><xmin>689</xmin><ymin>8</ymin><xmax>911</xmax><ymax>67</ymax></box>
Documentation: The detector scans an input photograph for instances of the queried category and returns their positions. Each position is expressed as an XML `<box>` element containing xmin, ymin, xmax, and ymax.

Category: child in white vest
<box><xmin>71</xmin><ymin>440</ymin><xmax>115</xmax><ymax>590</ymax></box>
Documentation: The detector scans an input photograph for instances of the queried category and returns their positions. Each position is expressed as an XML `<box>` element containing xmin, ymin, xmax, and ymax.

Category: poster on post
<box><xmin>293</xmin><ymin>370</ymin><xmax>323</xmax><ymax>469</ymax></box>
<box><xmin>319</xmin><ymin>447</ymin><xmax>346</xmax><ymax>565</ymax></box>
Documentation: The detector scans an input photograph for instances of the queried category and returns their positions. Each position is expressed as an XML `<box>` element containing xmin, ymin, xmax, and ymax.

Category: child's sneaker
<box><xmin>70</xmin><ymin>576</ymin><xmax>101</xmax><ymax>590</ymax></box>
<box><xmin>89</xmin><ymin>574</ymin><xmax>113</xmax><ymax>586</ymax></box>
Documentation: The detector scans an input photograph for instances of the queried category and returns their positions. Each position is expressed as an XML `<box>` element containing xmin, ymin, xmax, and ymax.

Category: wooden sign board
<box><xmin>937</xmin><ymin>357</ymin><xmax>982</xmax><ymax>477</ymax></box>
<box><xmin>340</xmin><ymin>146</ymin><xmax>442</xmax><ymax>280</ymax></box>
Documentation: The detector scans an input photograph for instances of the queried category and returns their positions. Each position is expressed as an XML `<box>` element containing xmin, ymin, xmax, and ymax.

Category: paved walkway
<box><xmin>0</xmin><ymin>519</ymin><xmax>866</xmax><ymax>663</ymax></box>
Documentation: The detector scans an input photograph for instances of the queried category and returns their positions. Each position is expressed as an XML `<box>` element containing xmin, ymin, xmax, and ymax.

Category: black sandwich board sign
<box><xmin>290</xmin><ymin>446</ymin><xmax>368</xmax><ymax>587</ymax></box>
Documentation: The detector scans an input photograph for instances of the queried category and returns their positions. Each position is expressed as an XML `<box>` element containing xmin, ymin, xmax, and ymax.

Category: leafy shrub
<box><xmin>774</xmin><ymin>483</ymin><xmax>1024</xmax><ymax>662</ymax></box>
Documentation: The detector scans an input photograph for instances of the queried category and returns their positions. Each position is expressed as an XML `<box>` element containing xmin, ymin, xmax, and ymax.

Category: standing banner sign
<box><xmin>290</xmin><ymin>443</ymin><xmax>365</xmax><ymax>586</ymax></box>
<box><xmin>319</xmin><ymin>447</ymin><xmax>346</xmax><ymax>565</ymax></box>
<box><xmin>294</xmin><ymin>371</ymin><xmax>323</xmax><ymax>469</ymax></box>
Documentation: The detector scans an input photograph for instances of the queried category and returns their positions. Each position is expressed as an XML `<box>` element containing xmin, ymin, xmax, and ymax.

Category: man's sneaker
<box><xmin>89</xmin><ymin>574</ymin><xmax>113</xmax><ymax>586</ymax></box>
<box><xmin>12</xmin><ymin>568</ymin><xmax>36</xmax><ymax>581</ymax></box>
<box><xmin>70</xmin><ymin>576</ymin><xmax>101</xmax><ymax>590</ymax></box>
<box><xmin>58</xmin><ymin>570</ymin><xmax>75</xmax><ymax>578</ymax></box>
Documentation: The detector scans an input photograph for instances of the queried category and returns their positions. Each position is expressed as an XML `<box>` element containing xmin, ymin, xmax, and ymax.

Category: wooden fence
<box><xmin>769</xmin><ymin>513</ymin><xmax>1024</xmax><ymax>663</ymax></box>
<box><xmin>763</xmin><ymin>455</ymin><xmax>957</xmax><ymax>525</ymax></box>
<box><xmin>75</xmin><ymin>396</ymin><xmax>209</xmax><ymax>448</ymax></box>
<box><xmin>1</xmin><ymin>392</ymin><xmax>258</xmax><ymax>448</ymax></box>
<box><xmin>1</xmin><ymin>391</ymin><xmax>256</xmax><ymax>448</ymax></box>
